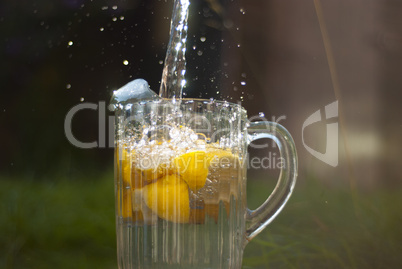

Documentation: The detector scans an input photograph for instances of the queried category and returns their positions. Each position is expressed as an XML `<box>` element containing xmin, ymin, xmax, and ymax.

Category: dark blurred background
<box><xmin>1</xmin><ymin>0</ymin><xmax>401</xmax><ymax>268</ymax></box>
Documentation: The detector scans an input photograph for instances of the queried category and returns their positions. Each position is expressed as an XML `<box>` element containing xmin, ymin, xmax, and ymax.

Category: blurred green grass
<box><xmin>0</xmin><ymin>174</ymin><xmax>116</xmax><ymax>269</ymax></box>
<box><xmin>1</xmin><ymin>173</ymin><xmax>401</xmax><ymax>268</ymax></box>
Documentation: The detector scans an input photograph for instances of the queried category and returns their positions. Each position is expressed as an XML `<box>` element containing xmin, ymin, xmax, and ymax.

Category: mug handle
<box><xmin>245</xmin><ymin>121</ymin><xmax>298</xmax><ymax>242</ymax></box>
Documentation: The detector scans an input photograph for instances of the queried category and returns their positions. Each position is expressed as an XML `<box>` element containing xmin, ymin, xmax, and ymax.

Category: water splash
<box><xmin>159</xmin><ymin>0</ymin><xmax>190</xmax><ymax>99</ymax></box>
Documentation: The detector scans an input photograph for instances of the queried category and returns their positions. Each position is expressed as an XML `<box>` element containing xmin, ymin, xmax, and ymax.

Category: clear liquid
<box><xmin>116</xmin><ymin>198</ymin><xmax>244</xmax><ymax>269</ymax></box>
<box><xmin>115</xmin><ymin>141</ymin><xmax>247</xmax><ymax>269</ymax></box>
<box><xmin>159</xmin><ymin>0</ymin><xmax>190</xmax><ymax>99</ymax></box>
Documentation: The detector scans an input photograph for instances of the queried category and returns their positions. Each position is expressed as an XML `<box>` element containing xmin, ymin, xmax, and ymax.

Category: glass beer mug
<box><xmin>112</xmin><ymin>0</ymin><xmax>297</xmax><ymax>268</ymax></box>
<box><xmin>113</xmin><ymin>99</ymin><xmax>297</xmax><ymax>269</ymax></box>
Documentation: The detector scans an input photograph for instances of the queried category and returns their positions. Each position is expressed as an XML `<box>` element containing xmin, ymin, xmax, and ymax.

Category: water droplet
<box><xmin>101</xmin><ymin>6</ymin><xmax>108</xmax><ymax>10</ymax></box>
<box><xmin>66</xmin><ymin>84</ymin><xmax>71</xmax><ymax>89</ymax></box>
<box><xmin>112</xmin><ymin>17</ymin><xmax>117</xmax><ymax>22</ymax></box>
<box><xmin>68</xmin><ymin>41</ymin><xmax>73</xmax><ymax>46</ymax></box>
<box><xmin>200</xmin><ymin>36</ymin><xmax>206</xmax><ymax>42</ymax></box>
<box><xmin>223</xmin><ymin>20</ymin><xmax>233</xmax><ymax>28</ymax></box>
<box><xmin>192</xmin><ymin>45</ymin><xmax>196</xmax><ymax>50</ymax></box>
<box><xmin>80</xmin><ymin>97</ymin><xmax>85</xmax><ymax>102</ymax></box>
<box><xmin>120</xmin><ymin>16</ymin><xmax>125</xmax><ymax>20</ymax></box>
<box><xmin>241</xmin><ymin>81</ymin><xmax>246</xmax><ymax>86</ymax></box>
<box><xmin>100</xmin><ymin>27</ymin><xmax>104</xmax><ymax>31</ymax></box>
<box><xmin>112</xmin><ymin>5</ymin><xmax>118</xmax><ymax>10</ymax></box>
<box><xmin>197</xmin><ymin>50</ymin><xmax>203</xmax><ymax>56</ymax></box>
<box><xmin>159</xmin><ymin>60</ymin><xmax>163</xmax><ymax>65</ymax></box>
<box><xmin>123</xmin><ymin>60</ymin><xmax>129</xmax><ymax>65</ymax></box>
<box><xmin>259</xmin><ymin>112</ymin><xmax>265</xmax><ymax>118</ymax></box>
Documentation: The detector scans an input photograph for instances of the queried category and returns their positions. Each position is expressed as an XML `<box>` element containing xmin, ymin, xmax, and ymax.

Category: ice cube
<box><xmin>109</xmin><ymin>79</ymin><xmax>160</xmax><ymax>111</ymax></box>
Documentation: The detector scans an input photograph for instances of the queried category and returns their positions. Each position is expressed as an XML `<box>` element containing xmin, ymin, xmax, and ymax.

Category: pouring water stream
<box><xmin>159</xmin><ymin>0</ymin><xmax>190</xmax><ymax>100</ymax></box>
<box><xmin>110</xmin><ymin>0</ymin><xmax>190</xmax><ymax>108</ymax></box>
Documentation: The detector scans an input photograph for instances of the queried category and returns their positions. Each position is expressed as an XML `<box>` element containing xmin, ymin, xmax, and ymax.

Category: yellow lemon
<box><xmin>132</xmin><ymin>189</ymin><xmax>158</xmax><ymax>224</ymax></box>
<box><xmin>173</xmin><ymin>151</ymin><xmax>209</xmax><ymax>191</ymax></box>
<box><xmin>132</xmin><ymin>165</ymin><xmax>172</xmax><ymax>187</ymax></box>
<box><xmin>121</xmin><ymin>148</ymin><xmax>156</xmax><ymax>189</ymax></box>
<box><xmin>118</xmin><ymin>147</ymin><xmax>173</xmax><ymax>189</ymax></box>
<box><xmin>118</xmin><ymin>186</ymin><xmax>159</xmax><ymax>224</ymax></box>
<box><xmin>205</xmin><ymin>148</ymin><xmax>236</xmax><ymax>168</ymax></box>
<box><xmin>116</xmin><ymin>147</ymin><xmax>133</xmax><ymax>188</ymax></box>
<box><xmin>143</xmin><ymin>174</ymin><xmax>190</xmax><ymax>223</ymax></box>
<box><xmin>118</xmin><ymin>188</ymin><xmax>132</xmax><ymax>219</ymax></box>
<box><xmin>131</xmin><ymin>146</ymin><xmax>175</xmax><ymax>187</ymax></box>
<box><xmin>116</xmin><ymin>148</ymin><xmax>134</xmax><ymax>219</ymax></box>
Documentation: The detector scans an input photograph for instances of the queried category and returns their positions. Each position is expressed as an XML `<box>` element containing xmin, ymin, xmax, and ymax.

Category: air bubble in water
<box><xmin>200</xmin><ymin>37</ymin><xmax>206</xmax><ymax>42</ymax></box>
<box><xmin>123</xmin><ymin>60</ymin><xmax>129</xmax><ymax>65</ymax></box>
<box><xmin>240</xmin><ymin>81</ymin><xmax>246</xmax><ymax>86</ymax></box>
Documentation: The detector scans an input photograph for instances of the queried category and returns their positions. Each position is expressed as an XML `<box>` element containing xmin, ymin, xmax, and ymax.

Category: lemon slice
<box><xmin>173</xmin><ymin>151</ymin><xmax>209</xmax><ymax>191</ymax></box>
<box><xmin>143</xmin><ymin>174</ymin><xmax>190</xmax><ymax>223</ymax></box>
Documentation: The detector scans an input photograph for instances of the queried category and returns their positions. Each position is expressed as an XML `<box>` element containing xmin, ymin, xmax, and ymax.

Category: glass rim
<box><xmin>130</xmin><ymin>98</ymin><xmax>247</xmax><ymax>112</ymax></box>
